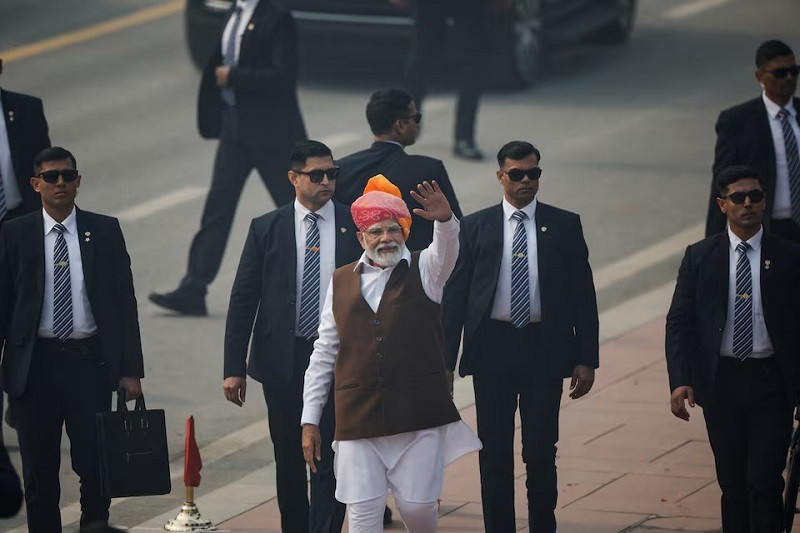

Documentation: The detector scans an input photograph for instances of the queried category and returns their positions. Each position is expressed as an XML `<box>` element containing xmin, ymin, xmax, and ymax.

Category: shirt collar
<box><xmin>42</xmin><ymin>207</ymin><xmax>77</xmax><ymax>236</ymax></box>
<box><xmin>762</xmin><ymin>91</ymin><xmax>797</xmax><ymax>119</ymax></box>
<box><xmin>727</xmin><ymin>225</ymin><xmax>763</xmax><ymax>253</ymax></box>
<box><xmin>294</xmin><ymin>198</ymin><xmax>335</xmax><ymax>222</ymax></box>
<box><xmin>354</xmin><ymin>246</ymin><xmax>411</xmax><ymax>272</ymax></box>
<box><xmin>376</xmin><ymin>140</ymin><xmax>405</xmax><ymax>150</ymax></box>
<box><xmin>501</xmin><ymin>197</ymin><xmax>537</xmax><ymax>221</ymax></box>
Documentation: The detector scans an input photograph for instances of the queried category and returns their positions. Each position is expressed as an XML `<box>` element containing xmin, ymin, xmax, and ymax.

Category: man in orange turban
<box><xmin>301</xmin><ymin>176</ymin><xmax>481</xmax><ymax>532</ymax></box>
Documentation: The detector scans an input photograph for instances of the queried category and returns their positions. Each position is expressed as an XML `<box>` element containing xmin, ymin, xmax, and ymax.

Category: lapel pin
<box><xmin>247</xmin><ymin>23</ymin><xmax>255</xmax><ymax>30</ymax></box>
<box><xmin>340</xmin><ymin>227</ymin><xmax>347</xmax><ymax>233</ymax></box>
<box><xmin>84</xmin><ymin>231</ymin><xmax>91</xmax><ymax>243</ymax></box>
<box><xmin>764</xmin><ymin>259</ymin><xmax>770</xmax><ymax>270</ymax></box>
<box><xmin>8</xmin><ymin>110</ymin><xmax>14</xmax><ymax>123</ymax></box>
<box><xmin>540</xmin><ymin>226</ymin><xmax>547</xmax><ymax>232</ymax></box>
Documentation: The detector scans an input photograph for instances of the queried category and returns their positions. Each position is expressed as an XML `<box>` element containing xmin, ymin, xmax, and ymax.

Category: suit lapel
<box><xmin>279</xmin><ymin>205</ymin><xmax>297</xmax><ymax>292</ymax></box>
<box><xmin>760</xmin><ymin>234</ymin><xmax>773</xmax><ymax>315</ymax></box>
<box><xmin>754</xmin><ymin>99</ymin><xmax>778</xmax><ymax>189</ymax></box>
<box><xmin>709</xmin><ymin>234</ymin><xmax>730</xmax><ymax>325</ymax></box>
<box><xmin>76</xmin><ymin>208</ymin><xmax>95</xmax><ymax>291</ymax></box>
<box><xmin>1</xmin><ymin>90</ymin><xmax>20</xmax><ymax>174</ymax></box>
<box><xmin>30</xmin><ymin>213</ymin><xmax>46</xmax><ymax>314</ymax></box>
<box><xmin>333</xmin><ymin>203</ymin><xmax>354</xmax><ymax>266</ymax></box>
<box><xmin>484</xmin><ymin>204</ymin><xmax>505</xmax><ymax>315</ymax></box>
<box><xmin>533</xmin><ymin>203</ymin><xmax>553</xmax><ymax>291</ymax></box>
<box><xmin>239</xmin><ymin>0</ymin><xmax>278</xmax><ymax>62</ymax></box>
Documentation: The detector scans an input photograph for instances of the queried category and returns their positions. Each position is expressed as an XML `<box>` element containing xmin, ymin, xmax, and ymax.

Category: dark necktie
<box><xmin>510</xmin><ymin>210</ymin><xmax>530</xmax><ymax>329</ymax></box>
<box><xmin>52</xmin><ymin>223</ymin><xmax>74</xmax><ymax>341</ymax></box>
<box><xmin>220</xmin><ymin>6</ymin><xmax>243</xmax><ymax>106</ymax></box>
<box><xmin>732</xmin><ymin>242</ymin><xmax>753</xmax><ymax>360</ymax></box>
<box><xmin>0</xmin><ymin>164</ymin><xmax>6</xmax><ymax>222</ymax></box>
<box><xmin>298</xmin><ymin>212</ymin><xmax>321</xmax><ymax>339</ymax></box>
<box><xmin>777</xmin><ymin>108</ymin><xmax>800</xmax><ymax>225</ymax></box>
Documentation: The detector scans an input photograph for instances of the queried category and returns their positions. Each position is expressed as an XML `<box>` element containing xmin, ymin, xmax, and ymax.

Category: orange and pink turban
<box><xmin>350</xmin><ymin>175</ymin><xmax>412</xmax><ymax>240</ymax></box>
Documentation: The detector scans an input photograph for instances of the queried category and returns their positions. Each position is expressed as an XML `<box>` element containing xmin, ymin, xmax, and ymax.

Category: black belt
<box><xmin>36</xmin><ymin>335</ymin><xmax>102</xmax><ymax>359</ymax></box>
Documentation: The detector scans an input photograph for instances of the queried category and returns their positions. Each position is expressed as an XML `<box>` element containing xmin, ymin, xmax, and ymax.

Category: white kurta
<box><xmin>301</xmin><ymin>216</ymin><xmax>481</xmax><ymax>503</ymax></box>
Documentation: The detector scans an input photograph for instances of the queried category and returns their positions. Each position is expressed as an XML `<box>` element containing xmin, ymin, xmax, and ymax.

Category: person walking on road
<box><xmin>705</xmin><ymin>40</ymin><xmax>800</xmax><ymax>243</ymax></box>
<box><xmin>443</xmin><ymin>141</ymin><xmax>599</xmax><ymax>532</ymax></box>
<box><xmin>669</xmin><ymin>165</ymin><xmax>800</xmax><ymax>532</ymax></box>
<box><xmin>224</xmin><ymin>141</ymin><xmax>360</xmax><ymax>532</ymax></box>
<box><xmin>0</xmin><ymin>146</ymin><xmax>145</xmax><ymax>532</ymax></box>
<box><xmin>150</xmin><ymin>0</ymin><xmax>307</xmax><ymax>316</ymax></box>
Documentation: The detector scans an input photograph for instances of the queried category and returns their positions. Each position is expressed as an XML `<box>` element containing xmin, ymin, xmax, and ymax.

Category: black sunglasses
<box><xmin>294</xmin><ymin>166</ymin><xmax>339</xmax><ymax>183</ymax></box>
<box><xmin>766</xmin><ymin>65</ymin><xmax>800</xmax><ymax>79</ymax></box>
<box><xmin>401</xmin><ymin>112</ymin><xmax>422</xmax><ymax>124</ymax></box>
<box><xmin>721</xmin><ymin>189</ymin><xmax>765</xmax><ymax>204</ymax></box>
<box><xmin>504</xmin><ymin>167</ymin><xmax>542</xmax><ymax>182</ymax></box>
<box><xmin>38</xmin><ymin>170</ymin><xmax>79</xmax><ymax>183</ymax></box>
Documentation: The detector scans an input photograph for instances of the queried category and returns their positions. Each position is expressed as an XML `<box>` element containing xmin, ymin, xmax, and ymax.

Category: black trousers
<box><xmin>262</xmin><ymin>337</ymin><xmax>345</xmax><ymax>533</ymax></box>
<box><xmin>405</xmin><ymin>0</ymin><xmax>485</xmax><ymax>142</ymax></box>
<box><xmin>8</xmin><ymin>337</ymin><xmax>112</xmax><ymax>533</ymax></box>
<box><xmin>179</xmin><ymin>108</ymin><xmax>297</xmax><ymax>295</ymax></box>
<box><xmin>473</xmin><ymin>320</ymin><xmax>562</xmax><ymax>533</ymax></box>
<box><xmin>703</xmin><ymin>356</ymin><xmax>793</xmax><ymax>533</ymax></box>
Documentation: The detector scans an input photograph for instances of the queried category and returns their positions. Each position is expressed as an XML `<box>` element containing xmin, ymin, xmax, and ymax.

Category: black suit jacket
<box><xmin>706</xmin><ymin>96</ymin><xmax>800</xmax><ymax>236</ymax></box>
<box><xmin>0</xmin><ymin>209</ymin><xmax>145</xmax><ymax>398</ymax></box>
<box><xmin>0</xmin><ymin>88</ymin><xmax>51</xmax><ymax>214</ymax></box>
<box><xmin>443</xmin><ymin>202</ymin><xmax>599</xmax><ymax>378</ymax></box>
<box><xmin>197</xmin><ymin>0</ymin><xmax>306</xmax><ymax>146</ymax></box>
<box><xmin>665</xmin><ymin>232</ymin><xmax>800</xmax><ymax>406</ymax></box>
<box><xmin>334</xmin><ymin>141</ymin><xmax>463</xmax><ymax>251</ymax></box>
<box><xmin>224</xmin><ymin>201</ymin><xmax>362</xmax><ymax>388</ymax></box>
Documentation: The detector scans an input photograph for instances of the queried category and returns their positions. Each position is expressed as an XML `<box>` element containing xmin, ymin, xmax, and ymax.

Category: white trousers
<box><xmin>347</xmin><ymin>495</ymin><xmax>438</xmax><ymax>533</ymax></box>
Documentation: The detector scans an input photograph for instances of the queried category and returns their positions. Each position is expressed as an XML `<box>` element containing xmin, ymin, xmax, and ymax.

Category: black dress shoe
<box><xmin>453</xmin><ymin>139</ymin><xmax>485</xmax><ymax>161</ymax></box>
<box><xmin>383</xmin><ymin>505</ymin><xmax>393</xmax><ymax>525</ymax></box>
<box><xmin>148</xmin><ymin>289</ymin><xmax>207</xmax><ymax>316</ymax></box>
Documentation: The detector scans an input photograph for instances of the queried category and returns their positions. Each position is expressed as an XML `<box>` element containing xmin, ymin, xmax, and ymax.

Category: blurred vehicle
<box><xmin>185</xmin><ymin>0</ymin><xmax>637</xmax><ymax>88</ymax></box>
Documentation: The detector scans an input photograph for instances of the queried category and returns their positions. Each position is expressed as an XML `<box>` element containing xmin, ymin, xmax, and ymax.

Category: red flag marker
<box><xmin>184</xmin><ymin>416</ymin><xmax>202</xmax><ymax>488</ymax></box>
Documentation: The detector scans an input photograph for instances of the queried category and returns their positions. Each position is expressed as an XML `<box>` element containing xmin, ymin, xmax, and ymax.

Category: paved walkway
<box><xmin>218</xmin><ymin>316</ymin><xmax>723</xmax><ymax>532</ymax></box>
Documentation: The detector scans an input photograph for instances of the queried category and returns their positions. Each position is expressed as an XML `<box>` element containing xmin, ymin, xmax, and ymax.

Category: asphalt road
<box><xmin>0</xmin><ymin>0</ymin><xmax>799</xmax><ymax>529</ymax></box>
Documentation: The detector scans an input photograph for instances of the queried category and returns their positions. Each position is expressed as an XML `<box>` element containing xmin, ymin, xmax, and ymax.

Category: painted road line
<box><xmin>663</xmin><ymin>0</ymin><xmax>732</xmax><ymax>20</ymax></box>
<box><xmin>0</xmin><ymin>1</ymin><xmax>183</xmax><ymax>63</ymax></box>
<box><xmin>593</xmin><ymin>223</ymin><xmax>703</xmax><ymax>292</ymax></box>
<box><xmin>115</xmin><ymin>186</ymin><xmax>208</xmax><ymax>222</ymax></box>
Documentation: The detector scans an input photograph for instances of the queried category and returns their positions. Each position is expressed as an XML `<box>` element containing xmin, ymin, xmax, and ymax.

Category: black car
<box><xmin>185</xmin><ymin>0</ymin><xmax>636</xmax><ymax>88</ymax></box>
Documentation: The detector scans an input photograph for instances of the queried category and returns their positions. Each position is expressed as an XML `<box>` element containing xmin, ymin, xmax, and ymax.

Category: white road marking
<box><xmin>592</xmin><ymin>223</ymin><xmax>703</xmax><ymax>291</ymax></box>
<box><xmin>663</xmin><ymin>0</ymin><xmax>732</xmax><ymax>20</ymax></box>
<box><xmin>115</xmin><ymin>186</ymin><xmax>208</xmax><ymax>222</ymax></box>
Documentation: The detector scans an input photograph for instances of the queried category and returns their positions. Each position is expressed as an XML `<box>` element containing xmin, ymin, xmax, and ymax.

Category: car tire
<box><xmin>592</xmin><ymin>0</ymin><xmax>636</xmax><ymax>44</ymax></box>
<box><xmin>490</xmin><ymin>0</ymin><xmax>544</xmax><ymax>89</ymax></box>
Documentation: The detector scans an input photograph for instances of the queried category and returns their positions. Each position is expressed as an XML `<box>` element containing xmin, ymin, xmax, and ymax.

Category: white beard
<box><xmin>364</xmin><ymin>243</ymin><xmax>404</xmax><ymax>268</ymax></box>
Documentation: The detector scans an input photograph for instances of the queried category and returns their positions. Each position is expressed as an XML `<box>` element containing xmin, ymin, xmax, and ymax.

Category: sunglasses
<box><xmin>766</xmin><ymin>65</ymin><xmax>800</xmax><ymax>79</ymax></box>
<box><xmin>401</xmin><ymin>112</ymin><xmax>422</xmax><ymax>124</ymax></box>
<box><xmin>721</xmin><ymin>189</ymin><xmax>765</xmax><ymax>204</ymax></box>
<box><xmin>294</xmin><ymin>166</ymin><xmax>339</xmax><ymax>183</ymax></box>
<box><xmin>38</xmin><ymin>170</ymin><xmax>79</xmax><ymax>183</ymax></box>
<box><xmin>504</xmin><ymin>167</ymin><xmax>542</xmax><ymax>182</ymax></box>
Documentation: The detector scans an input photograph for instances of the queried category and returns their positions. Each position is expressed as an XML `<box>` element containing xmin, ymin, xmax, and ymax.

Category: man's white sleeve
<box><xmin>301</xmin><ymin>278</ymin><xmax>338</xmax><ymax>426</ymax></box>
<box><xmin>419</xmin><ymin>215</ymin><xmax>460</xmax><ymax>303</ymax></box>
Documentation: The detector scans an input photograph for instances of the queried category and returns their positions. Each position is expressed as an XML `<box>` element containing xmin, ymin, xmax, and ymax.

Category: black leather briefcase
<box><xmin>96</xmin><ymin>390</ymin><xmax>171</xmax><ymax>498</ymax></box>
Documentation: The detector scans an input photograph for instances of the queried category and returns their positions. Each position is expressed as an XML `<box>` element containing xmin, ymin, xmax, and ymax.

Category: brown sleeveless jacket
<box><xmin>331</xmin><ymin>252</ymin><xmax>461</xmax><ymax>441</ymax></box>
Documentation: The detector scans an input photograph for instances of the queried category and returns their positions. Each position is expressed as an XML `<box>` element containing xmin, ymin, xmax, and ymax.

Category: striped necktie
<box><xmin>777</xmin><ymin>108</ymin><xmax>800</xmax><ymax>225</ymax></box>
<box><xmin>52</xmin><ymin>223</ymin><xmax>74</xmax><ymax>341</ymax></box>
<box><xmin>220</xmin><ymin>6</ymin><xmax>243</xmax><ymax>106</ymax></box>
<box><xmin>298</xmin><ymin>212</ymin><xmax>321</xmax><ymax>339</ymax></box>
<box><xmin>510</xmin><ymin>210</ymin><xmax>530</xmax><ymax>329</ymax></box>
<box><xmin>732</xmin><ymin>241</ymin><xmax>753</xmax><ymax>360</ymax></box>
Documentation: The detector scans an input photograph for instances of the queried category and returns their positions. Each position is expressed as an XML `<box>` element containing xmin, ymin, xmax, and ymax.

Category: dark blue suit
<box><xmin>444</xmin><ymin>201</ymin><xmax>598</xmax><ymax>532</ymax></box>
<box><xmin>224</xmin><ymin>200</ymin><xmax>361</xmax><ymax>532</ymax></box>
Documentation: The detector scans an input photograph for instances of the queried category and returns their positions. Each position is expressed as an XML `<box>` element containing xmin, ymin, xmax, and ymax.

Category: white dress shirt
<box><xmin>720</xmin><ymin>226</ymin><xmax>774</xmax><ymax>358</ymax></box>
<box><xmin>762</xmin><ymin>92</ymin><xmax>800</xmax><ymax>220</ymax></box>
<box><xmin>221</xmin><ymin>0</ymin><xmax>260</xmax><ymax>64</ymax></box>
<box><xmin>38</xmin><ymin>208</ymin><xmax>98</xmax><ymax>339</ymax></box>
<box><xmin>490</xmin><ymin>198</ymin><xmax>542</xmax><ymax>323</ymax></box>
<box><xmin>301</xmin><ymin>215</ymin><xmax>480</xmax><ymax>504</ymax></box>
<box><xmin>294</xmin><ymin>199</ymin><xmax>336</xmax><ymax>336</ymax></box>
<box><xmin>0</xmin><ymin>93</ymin><xmax>23</xmax><ymax>211</ymax></box>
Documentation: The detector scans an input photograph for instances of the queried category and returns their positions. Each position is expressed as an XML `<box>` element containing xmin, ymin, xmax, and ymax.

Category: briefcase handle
<box><xmin>116</xmin><ymin>387</ymin><xmax>147</xmax><ymax>412</ymax></box>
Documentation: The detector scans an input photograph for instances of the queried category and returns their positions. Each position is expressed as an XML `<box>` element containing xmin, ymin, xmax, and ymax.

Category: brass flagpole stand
<box><xmin>164</xmin><ymin>486</ymin><xmax>214</xmax><ymax>531</ymax></box>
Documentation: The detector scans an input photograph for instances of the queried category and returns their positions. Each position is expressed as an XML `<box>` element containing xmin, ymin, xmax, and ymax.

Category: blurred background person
<box><xmin>149</xmin><ymin>0</ymin><xmax>307</xmax><ymax>316</ymax></box>
<box><xmin>705</xmin><ymin>39</ymin><xmax>800</xmax><ymax>243</ymax></box>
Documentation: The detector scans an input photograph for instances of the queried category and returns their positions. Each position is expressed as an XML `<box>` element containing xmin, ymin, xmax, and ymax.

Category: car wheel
<box><xmin>490</xmin><ymin>0</ymin><xmax>543</xmax><ymax>89</ymax></box>
<box><xmin>593</xmin><ymin>0</ymin><xmax>636</xmax><ymax>44</ymax></box>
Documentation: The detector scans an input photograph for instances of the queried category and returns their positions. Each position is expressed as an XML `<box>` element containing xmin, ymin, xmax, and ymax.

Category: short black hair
<box><xmin>715</xmin><ymin>165</ymin><xmax>765</xmax><ymax>195</ymax></box>
<box><xmin>33</xmin><ymin>146</ymin><xmax>77</xmax><ymax>175</ymax></box>
<box><xmin>366</xmin><ymin>89</ymin><xmax>414</xmax><ymax>135</ymax></box>
<box><xmin>755</xmin><ymin>40</ymin><xmax>794</xmax><ymax>68</ymax></box>
<box><xmin>289</xmin><ymin>140</ymin><xmax>333</xmax><ymax>169</ymax></box>
<box><xmin>496</xmin><ymin>141</ymin><xmax>541</xmax><ymax>167</ymax></box>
